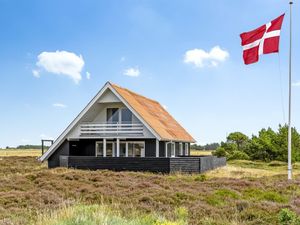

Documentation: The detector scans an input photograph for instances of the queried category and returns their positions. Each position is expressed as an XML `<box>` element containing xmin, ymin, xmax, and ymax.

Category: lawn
<box><xmin>0</xmin><ymin>150</ymin><xmax>299</xmax><ymax>225</ymax></box>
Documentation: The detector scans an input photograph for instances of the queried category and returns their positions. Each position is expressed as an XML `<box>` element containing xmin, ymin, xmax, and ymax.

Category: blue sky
<box><xmin>0</xmin><ymin>0</ymin><xmax>299</xmax><ymax>147</ymax></box>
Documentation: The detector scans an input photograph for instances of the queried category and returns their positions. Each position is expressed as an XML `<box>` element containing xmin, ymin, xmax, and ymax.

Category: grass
<box><xmin>190</xmin><ymin>150</ymin><xmax>212</xmax><ymax>156</ymax></box>
<box><xmin>0</xmin><ymin>151</ymin><xmax>300</xmax><ymax>225</ymax></box>
<box><xmin>35</xmin><ymin>204</ymin><xmax>187</xmax><ymax>225</ymax></box>
<box><xmin>0</xmin><ymin>149</ymin><xmax>42</xmax><ymax>157</ymax></box>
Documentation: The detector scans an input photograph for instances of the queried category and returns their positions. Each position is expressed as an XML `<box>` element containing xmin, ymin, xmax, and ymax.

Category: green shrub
<box><xmin>206</xmin><ymin>189</ymin><xmax>240</xmax><ymax>206</ymax></box>
<box><xmin>243</xmin><ymin>188</ymin><xmax>288</xmax><ymax>203</ymax></box>
<box><xmin>227</xmin><ymin>151</ymin><xmax>250</xmax><ymax>160</ymax></box>
<box><xmin>194</xmin><ymin>174</ymin><xmax>207</xmax><ymax>182</ymax></box>
<box><xmin>278</xmin><ymin>208</ymin><xmax>300</xmax><ymax>225</ymax></box>
<box><xmin>212</xmin><ymin>147</ymin><xmax>227</xmax><ymax>157</ymax></box>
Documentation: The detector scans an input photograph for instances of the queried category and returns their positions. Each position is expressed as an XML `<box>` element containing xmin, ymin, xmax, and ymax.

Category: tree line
<box><xmin>3</xmin><ymin>145</ymin><xmax>47</xmax><ymax>150</ymax></box>
<box><xmin>213</xmin><ymin>124</ymin><xmax>300</xmax><ymax>162</ymax></box>
<box><xmin>191</xmin><ymin>143</ymin><xmax>220</xmax><ymax>151</ymax></box>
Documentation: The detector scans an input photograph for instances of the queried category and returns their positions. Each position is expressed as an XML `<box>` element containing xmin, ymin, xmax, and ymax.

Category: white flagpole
<box><xmin>287</xmin><ymin>0</ymin><xmax>293</xmax><ymax>180</ymax></box>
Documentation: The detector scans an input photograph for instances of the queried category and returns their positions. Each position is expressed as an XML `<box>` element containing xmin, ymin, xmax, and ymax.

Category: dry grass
<box><xmin>0</xmin><ymin>156</ymin><xmax>299</xmax><ymax>225</ymax></box>
<box><xmin>190</xmin><ymin>150</ymin><xmax>212</xmax><ymax>156</ymax></box>
<box><xmin>0</xmin><ymin>149</ymin><xmax>42</xmax><ymax>157</ymax></box>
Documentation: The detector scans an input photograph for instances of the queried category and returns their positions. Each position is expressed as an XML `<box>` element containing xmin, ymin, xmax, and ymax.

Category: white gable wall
<box><xmin>40</xmin><ymin>82</ymin><xmax>160</xmax><ymax>161</ymax></box>
<box><xmin>67</xmin><ymin>90</ymin><xmax>155</xmax><ymax>139</ymax></box>
<box><xmin>98</xmin><ymin>89</ymin><xmax>121</xmax><ymax>103</ymax></box>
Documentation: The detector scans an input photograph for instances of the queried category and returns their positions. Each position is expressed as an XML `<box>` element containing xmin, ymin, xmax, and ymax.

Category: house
<box><xmin>40</xmin><ymin>82</ymin><xmax>226</xmax><ymax>173</ymax></box>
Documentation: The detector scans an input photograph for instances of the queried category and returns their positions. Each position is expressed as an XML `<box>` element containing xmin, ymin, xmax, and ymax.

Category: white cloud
<box><xmin>32</xmin><ymin>69</ymin><xmax>40</xmax><ymax>78</ymax></box>
<box><xmin>36</xmin><ymin>50</ymin><xmax>84</xmax><ymax>84</ymax></box>
<box><xmin>53</xmin><ymin>103</ymin><xmax>67</xmax><ymax>108</ymax></box>
<box><xmin>86</xmin><ymin>71</ymin><xmax>91</xmax><ymax>80</ymax></box>
<box><xmin>292</xmin><ymin>81</ymin><xmax>300</xmax><ymax>87</ymax></box>
<box><xmin>40</xmin><ymin>134</ymin><xmax>53</xmax><ymax>140</ymax></box>
<box><xmin>184</xmin><ymin>46</ymin><xmax>229</xmax><ymax>68</ymax></box>
<box><xmin>124</xmin><ymin>67</ymin><xmax>140</xmax><ymax>77</ymax></box>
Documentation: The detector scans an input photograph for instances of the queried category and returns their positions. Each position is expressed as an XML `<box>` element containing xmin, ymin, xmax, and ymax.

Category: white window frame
<box><xmin>95</xmin><ymin>141</ymin><xmax>103</xmax><ymax>157</ymax></box>
<box><xmin>119</xmin><ymin>141</ymin><xmax>127</xmax><ymax>157</ymax></box>
<box><xmin>165</xmin><ymin>142</ymin><xmax>175</xmax><ymax>158</ymax></box>
<box><xmin>185</xmin><ymin>143</ymin><xmax>189</xmax><ymax>156</ymax></box>
<box><xmin>105</xmin><ymin>107</ymin><xmax>133</xmax><ymax>124</ymax></box>
<box><xmin>127</xmin><ymin>141</ymin><xmax>145</xmax><ymax>157</ymax></box>
<box><xmin>179</xmin><ymin>143</ymin><xmax>183</xmax><ymax>156</ymax></box>
<box><xmin>95</xmin><ymin>141</ymin><xmax>115</xmax><ymax>157</ymax></box>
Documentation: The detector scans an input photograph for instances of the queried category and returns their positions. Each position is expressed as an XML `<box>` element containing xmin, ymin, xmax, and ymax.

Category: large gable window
<box><xmin>121</xmin><ymin>108</ymin><xmax>132</xmax><ymax>123</ymax></box>
<box><xmin>107</xmin><ymin>108</ymin><xmax>119</xmax><ymax>124</ymax></box>
<box><xmin>107</xmin><ymin>108</ymin><xmax>133</xmax><ymax>124</ymax></box>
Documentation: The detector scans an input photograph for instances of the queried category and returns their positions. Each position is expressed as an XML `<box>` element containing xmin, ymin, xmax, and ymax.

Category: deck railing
<box><xmin>80</xmin><ymin>123</ymin><xmax>144</xmax><ymax>137</ymax></box>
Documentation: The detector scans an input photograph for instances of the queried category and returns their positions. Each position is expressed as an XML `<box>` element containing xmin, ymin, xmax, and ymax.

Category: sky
<box><xmin>0</xmin><ymin>0</ymin><xmax>299</xmax><ymax>147</ymax></box>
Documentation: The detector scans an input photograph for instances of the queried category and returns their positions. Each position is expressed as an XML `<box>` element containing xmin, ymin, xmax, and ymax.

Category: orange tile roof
<box><xmin>111</xmin><ymin>83</ymin><xmax>195</xmax><ymax>143</ymax></box>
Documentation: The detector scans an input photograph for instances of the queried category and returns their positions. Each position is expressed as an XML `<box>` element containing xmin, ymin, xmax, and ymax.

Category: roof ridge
<box><xmin>110</xmin><ymin>82</ymin><xmax>160</xmax><ymax>104</ymax></box>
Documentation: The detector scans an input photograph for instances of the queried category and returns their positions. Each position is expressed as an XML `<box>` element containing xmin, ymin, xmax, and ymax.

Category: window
<box><xmin>179</xmin><ymin>143</ymin><xmax>183</xmax><ymax>155</ymax></box>
<box><xmin>185</xmin><ymin>143</ymin><xmax>189</xmax><ymax>156</ymax></box>
<box><xmin>182</xmin><ymin>143</ymin><xmax>186</xmax><ymax>156</ymax></box>
<box><xmin>96</xmin><ymin>142</ymin><xmax>103</xmax><ymax>157</ymax></box>
<box><xmin>106</xmin><ymin>142</ymin><xmax>114</xmax><ymax>157</ymax></box>
<box><xmin>121</xmin><ymin>108</ymin><xmax>132</xmax><ymax>123</ymax></box>
<box><xmin>166</xmin><ymin>142</ymin><xmax>175</xmax><ymax>157</ymax></box>
<box><xmin>175</xmin><ymin>143</ymin><xmax>179</xmax><ymax>156</ymax></box>
<box><xmin>107</xmin><ymin>108</ymin><xmax>119</xmax><ymax>123</ymax></box>
<box><xmin>128</xmin><ymin>142</ymin><xmax>145</xmax><ymax>157</ymax></box>
<box><xmin>120</xmin><ymin>142</ymin><xmax>126</xmax><ymax>157</ymax></box>
<box><xmin>96</xmin><ymin>141</ymin><xmax>144</xmax><ymax>157</ymax></box>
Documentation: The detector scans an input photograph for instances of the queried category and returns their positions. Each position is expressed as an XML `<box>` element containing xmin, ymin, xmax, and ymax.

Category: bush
<box><xmin>227</xmin><ymin>151</ymin><xmax>250</xmax><ymax>161</ymax></box>
<box><xmin>278</xmin><ymin>208</ymin><xmax>300</xmax><ymax>225</ymax></box>
<box><xmin>219</xmin><ymin>124</ymin><xmax>300</xmax><ymax>162</ymax></box>
<box><xmin>212</xmin><ymin>147</ymin><xmax>227</xmax><ymax>157</ymax></box>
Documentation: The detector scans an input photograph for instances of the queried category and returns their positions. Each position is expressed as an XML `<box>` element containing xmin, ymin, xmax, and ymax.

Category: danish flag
<box><xmin>240</xmin><ymin>14</ymin><xmax>285</xmax><ymax>65</ymax></box>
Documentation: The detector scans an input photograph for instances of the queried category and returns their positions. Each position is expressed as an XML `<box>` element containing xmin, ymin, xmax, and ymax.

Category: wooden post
<box><xmin>156</xmin><ymin>139</ymin><xmax>159</xmax><ymax>157</ymax></box>
<box><xmin>116</xmin><ymin>138</ymin><xmax>120</xmax><ymax>157</ymax></box>
<box><xmin>125</xmin><ymin>142</ymin><xmax>128</xmax><ymax>157</ymax></box>
<box><xmin>41</xmin><ymin>140</ymin><xmax>44</xmax><ymax>155</ymax></box>
<box><xmin>103</xmin><ymin>139</ymin><xmax>106</xmax><ymax>157</ymax></box>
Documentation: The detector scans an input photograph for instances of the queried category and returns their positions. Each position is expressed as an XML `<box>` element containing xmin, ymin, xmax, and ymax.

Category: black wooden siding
<box><xmin>145</xmin><ymin>139</ymin><xmax>156</xmax><ymax>157</ymax></box>
<box><xmin>169</xmin><ymin>157</ymin><xmax>200</xmax><ymax>173</ymax></box>
<box><xmin>48</xmin><ymin>139</ymin><xmax>192</xmax><ymax>169</ymax></box>
<box><xmin>60</xmin><ymin>156</ymin><xmax>170</xmax><ymax>172</ymax></box>
<box><xmin>59</xmin><ymin>155</ymin><xmax>226</xmax><ymax>173</ymax></box>
<box><xmin>48</xmin><ymin>140</ymin><xmax>69</xmax><ymax>168</ymax></box>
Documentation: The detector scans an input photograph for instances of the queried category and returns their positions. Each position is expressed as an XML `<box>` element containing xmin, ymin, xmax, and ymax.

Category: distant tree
<box><xmin>220</xmin><ymin>125</ymin><xmax>300</xmax><ymax>162</ymax></box>
<box><xmin>16</xmin><ymin>145</ymin><xmax>42</xmax><ymax>150</ymax></box>
<box><xmin>203</xmin><ymin>143</ymin><xmax>220</xmax><ymax>150</ymax></box>
<box><xmin>212</xmin><ymin>147</ymin><xmax>227</xmax><ymax>157</ymax></box>
<box><xmin>191</xmin><ymin>143</ymin><xmax>220</xmax><ymax>151</ymax></box>
<box><xmin>190</xmin><ymin>144</ymin><xmax>204</xmax><ymax>150</ymax></box>
<box><xmin>227</xmin><ymin>132</ymin><xmax>249</xmax><ymax>150</ymax></box>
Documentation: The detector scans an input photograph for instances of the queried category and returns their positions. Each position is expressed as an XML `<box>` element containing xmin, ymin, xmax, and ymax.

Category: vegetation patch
<box><xmin>35</xmin><ymin>204</ymin><xmax>187</xmax><ymax>225</ymax></box>
<box><xmin>206</xmin><ymin>188</ymin><xmax>240</xmax><ymax>206</ymax></box>
<box><xmin>0</xmin><ymin>156</ymin><xmax>300</xmax><ymax>225</ymax></box>
<box><xmin>242</xmin><ymin>188</ymin><xmax>288</xmax><ymax>203</ymax></box>
<box><xmin>213</xmin><ymin>124</ymin><xmax>300</xmax><ymax>162</ymax></box>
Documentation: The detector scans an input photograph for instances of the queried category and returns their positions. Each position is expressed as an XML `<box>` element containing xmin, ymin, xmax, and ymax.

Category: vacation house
<box><xmin>40</xmin><ymin>82</ymin><xmax>226</xmax><ymax>173</ymax></box>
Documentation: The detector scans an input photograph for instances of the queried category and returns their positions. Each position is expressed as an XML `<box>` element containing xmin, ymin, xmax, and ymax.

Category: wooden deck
<box><xmin>59</xmin><ymin>156</ymin><xmax>226</xmax><ymax>173</ymax></box>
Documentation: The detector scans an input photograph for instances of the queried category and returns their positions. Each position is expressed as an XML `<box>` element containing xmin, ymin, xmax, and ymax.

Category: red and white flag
<box><xmin>240</xmin><ymin>14</ymin><xmax>285</xmax><ymax>65</ymax></box>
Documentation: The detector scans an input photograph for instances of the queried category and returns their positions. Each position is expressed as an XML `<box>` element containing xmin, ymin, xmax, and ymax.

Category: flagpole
<box><xmin>287</xmin><ymin>0</ymin><xmax>293</xmax><ymax>180</ymax></box>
